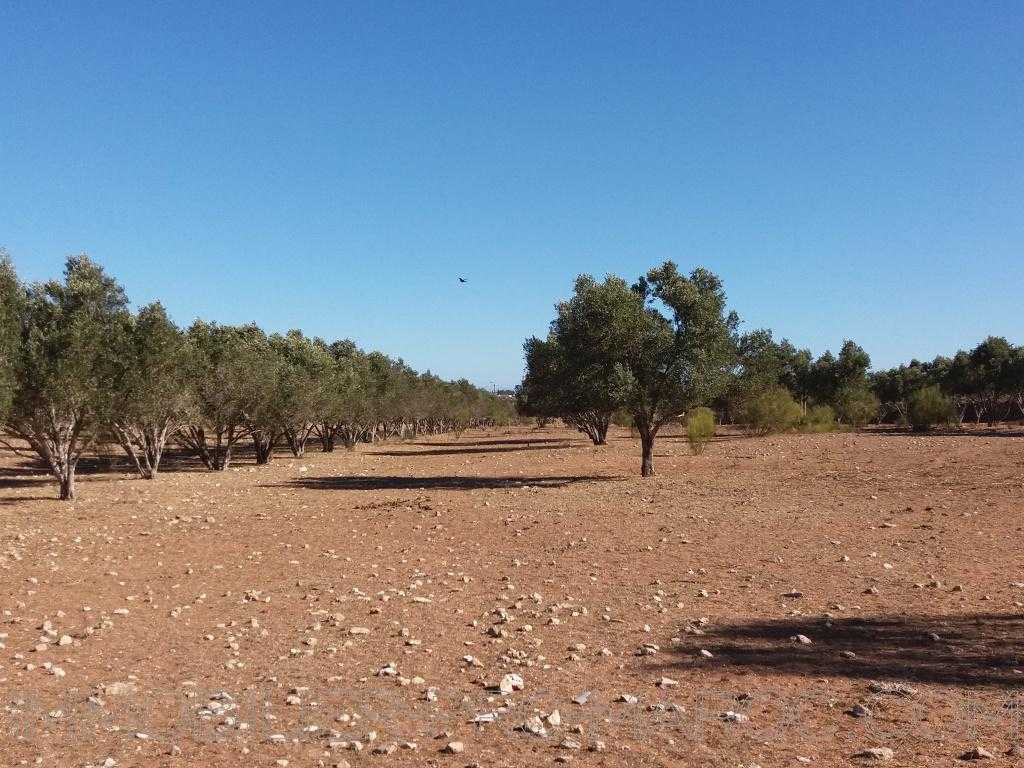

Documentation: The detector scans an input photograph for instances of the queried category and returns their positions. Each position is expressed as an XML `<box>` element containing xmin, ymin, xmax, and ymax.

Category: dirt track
<box><xmin>1</xmin><ymin>426</ymin><xmax>1023</xmax><ymax>767</ymax></box>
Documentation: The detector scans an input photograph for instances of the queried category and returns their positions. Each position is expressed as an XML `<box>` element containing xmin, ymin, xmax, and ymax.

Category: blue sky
<box><xmin>2</xmin><ymin>2</ymin><xmax>1021</xmax><ymax>388</ymax></box>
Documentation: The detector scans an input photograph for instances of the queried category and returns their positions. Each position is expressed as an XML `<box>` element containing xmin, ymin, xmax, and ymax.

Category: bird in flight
<box><xmin>458</xmin><ymin>277</ymin><xmax>467</xmax><ymax>283</ymax></box>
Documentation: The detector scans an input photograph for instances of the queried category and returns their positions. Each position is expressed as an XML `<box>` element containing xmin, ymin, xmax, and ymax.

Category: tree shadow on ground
<box><xmin>371</xmin><ymin>443</ymin><xmax>574</xmax><ymax>457</ymax></box>
<box><xmin>0</xmin><ymin>445</ymin><xmax>211</xmax><ymax>476</ymax></box>
<box><xmin>665</xmin><ymin>613</ymin><xmax>1024</xmax><ymax>688</ymax></box>
<box><xmin>412</xmin><ymin>438</ymin><xmax>574</xmax><ymax>447</ymax></box>
<box><xmin>0</xmin><ymin>472</ymin><xmax>117</xmax><ymax>505</ymax></box>
<box><xmin>0</xmin><ymin>475</ymin><xmax>55</xmax><ymax>505</ymax></box>
<box><xmin>266</xmin><ymin>474</ymin><xmax>618</xmax><ymax>492</ymax></box>
<box><xmin>865</xmin><ymin>426</ymin><xmax>1023</xmax><ymax>438</ymax></box>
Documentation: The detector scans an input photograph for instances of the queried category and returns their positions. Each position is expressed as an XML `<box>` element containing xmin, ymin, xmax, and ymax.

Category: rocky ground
<box><xmin>1</xmin><ymin>425</ymin><xmax>1022</xmax><ymax>767</ymax></box>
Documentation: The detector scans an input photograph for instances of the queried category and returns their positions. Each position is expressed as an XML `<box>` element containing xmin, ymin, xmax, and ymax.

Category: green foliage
<box><xmin>269</xmin><ymin>330</ymin><xmax>335</xmax><ymax>457</ymax></box>
<box><xmin>807</xmin><ymin>340</ymin><xmax>871</xmax><ymax>405</ymax></box>
<box><xmin>6</xmin><ymin>255</ymin><xmax>132</xmax><ymax>498</ymax></box>
<box><xmin>834</xmin><ymin>384</ymin><xmax>880</xmax><ymax>428</ymax></box>
<box><xmin>800</xmin><ymin>404</ymin><xmax>837</xmax><ymax>432</ymax></box>
<box><xmin>14</xmin><ymin>255</ymin><xmax>130</xmax><ymax>419</ymax></box>
<box><xmin>110</xmin><ymin>302</ymin><xmax>194</xmax><ymax>477</ymax></box>
<box><xmin>876</xmin><ymin>337</ymin><xmax>1024</xmax><ymax>427</ymax></box>
<box><xmin>178</xmin><ymin>321</ymin><xmax>271</xmax><ymax>469</ymax></box>
<box><xmin>908</xmin><ymin>385</ymin><xmax>954</xmax><ymax>432</ymax></box>
<box><xmin>518</xmin><ymin>334</ymin><xmax>621</xmax><ymax>444</ymax></box>
<box><xmin>610</xmin><ymin>409</ymin><xmax>634</xmax><ymax>428</ymax></box>
<box><xmin>543</xmin><ymin>262</ymin><xmax>737</xmax><ymax>475</ymax></box>
<box><xmin>740</xmin><ymin>386</ymin><xmax>802</xmax><ymax>435</ymax></box>
<box><xmin>685</xmin><ymin>406</ymin><xmax>715</xmax><ymax>454</ymax></box>
<box><xmin>0</xmin><ymin>252</ymin><xmax>23</xmax><ymax>419</ymax></box>
<box><xmin>727</xmin><ymin>330</ymin><xmax>811</xmax><ymax>415</ymax></box>
<box><xmin>119</xmin><ymin>303</ymin><xmax>193</xmax><ymax>423</ymax></box>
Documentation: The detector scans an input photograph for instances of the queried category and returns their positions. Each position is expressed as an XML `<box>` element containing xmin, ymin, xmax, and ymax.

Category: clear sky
<box><xmin>2</xmin><ymin>2</ymin><xmax>1021</xmax><ymax>388</ymax></box>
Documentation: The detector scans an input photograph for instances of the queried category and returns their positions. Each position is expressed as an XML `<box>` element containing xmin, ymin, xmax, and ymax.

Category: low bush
<box><xmin>741</xmin><ymin>387</ymin><xmax>802</xmax><ymax>435</ymax></box>
<box><xmin>685</xmin><ymin>406</ymin><xmax>716</xmax><ymax>454</ymax></box>
<box><xmin>908</xmin><ymin>385</ymin><xmax>954</xmax><ymax>432</ymax></box>
<box><xmin>800</xmin><ymin>404</ymin><xmax>837</xmax><ymax>432</ymax></box>
<box><xmin>834</xmin><ymin>384</ymin><xmax>880</xmax><ymax>428</ymax></box>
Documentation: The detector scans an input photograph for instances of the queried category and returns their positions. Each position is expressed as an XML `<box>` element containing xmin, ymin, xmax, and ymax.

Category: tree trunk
<box><xmin>209</xmin><ymin>426</ymin><xmax>235</xmax><ymax>470</ymax></box>
<box><xmin>317</xmin><ymin>423</ymin><xmax>336</xmax><ymax>452</ymax></box>
<box><xmin>253</xmin><ymin>430</ymin><xmax>275</xmax><ymax>465</ymax></box>
<box><xmin>59</xmin><ymin>469</ymin><xmax>76</xmax><ymax>500</ymax></box>
<box><xmin>180</xmin><ymin>426</ymin><xmax>215</xmax><ymax>469</ymax></box>
<box><xmin>640</xmin><ymin>433</ymin><xmax>655</xmax><ymax>477</ymax></box>
<box><xmin>635</xmin><ymin>414</ymin><xmax>658</xmax><ymax>477</ymax></box>
<box><xmin>12</xmin><ymin>411</ymin><xmax>89</xmax><ymax>500</ymax></box>
<box><xmin>143</xmin><ymin>424</ymin><xmax>168</xmax><ymax>478</ymax></box>
<box><xmin>113</xmin><ymin>426</ymin><xmax>147</xmax><ymax>479</ymax></box>
<box><xmin>285</xmin><ymin>424</ymin><xmax>313</xmax><ymax>457</ymax></box>
<box><xmin>113</xmin><ymin>422</ymin><xmax>166</xmax><ymax>480</ymax></box>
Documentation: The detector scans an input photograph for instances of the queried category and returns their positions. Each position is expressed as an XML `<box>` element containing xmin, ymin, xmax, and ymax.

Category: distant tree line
<box><xmin>0</xmin><ymin>252</ymin><xmax>513</xmax><ymax>499</ymax></box>
<box><xmin>872</xmin><ymin>337</ymin><xmax>1024</xmax><ymax>428</ymax></box>
<box><xmin>518</xmin><ymin>261</ymin><xmax>1023</xmax><ymax>476</ymax></box>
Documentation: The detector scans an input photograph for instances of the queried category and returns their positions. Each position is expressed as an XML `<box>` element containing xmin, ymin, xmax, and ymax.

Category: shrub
<box><xmin>685</xmin><ymin>406</ymin><xmax>715</xmax><ymax>454</ymax></box>
<box><xmin>800</xmin><ymin>404</ymin><xmax>837</xmax><ymax>432</ymax></box>
<box><xmin>741</xmin><ymin>387</ymin><xmax>802</xmax><ymax>435</ymax></box>
<box><xmin>908</xmin><ymin>385</ymin><xmax>954</xmax><ymax>432</ymax></box>
<box><xmin>834</xmin><ymin>384</ymin><xmax>880</xmax><ymax>428</ymax></box>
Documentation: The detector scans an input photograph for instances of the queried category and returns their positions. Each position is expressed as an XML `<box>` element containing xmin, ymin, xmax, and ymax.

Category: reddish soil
<box><xmin>1</xmin><ymin>426</ymin><xmax>1023</xmax><ymax>767</ymax></box>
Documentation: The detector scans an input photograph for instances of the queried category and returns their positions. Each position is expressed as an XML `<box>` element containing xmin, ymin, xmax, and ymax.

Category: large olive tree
<box><xmin>178</xmin><ymin>322</ymin><xmax>254</xmax><ymax>470</ymax></box>
<box><xmin>518</xmin><ymin>334</ymin><xmax>623</xmax><ymax>445</ymax></box>
<box><xmin>546</xmin><ymin>262</ymin><xmax>737</xmax><ymax>476</ymax></box>
<box><xmin>111</xmin><ymin>302</ymin><xmax>194</xmax><ymax>478</ymax></box>
<box><xmin>4</xmin><ymin>255</ymin><xmax>130</xmax><ymax>499</ymax></box>
<box><xmin>270</xmin><ymin>330</ymin><xmax>334</xmax><ymax>458</ymax></box>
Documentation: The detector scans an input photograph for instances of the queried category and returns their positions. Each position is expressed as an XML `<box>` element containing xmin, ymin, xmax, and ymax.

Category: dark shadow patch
<box><xmin>664</xmin><ymin>613</ymin><xmax>1024</xmax><ymax>688</ymax></box>
<box><xmin>410</xmin><ymin>438</ymin><xmax>574</xmax><ymax>448</ymax></box>
<box><xmin>370</xmin><ymin>443</ymin><xmax>574</xmax><ymax>457</ymax></box>
<box><xmin>266</xmin><ymin>474</ymin><xmax>619</xmax><ymax>492</ymax></box>
<box><xmin>864</xmin><ymin>426</ymin><xmax>1024</xmax><ymax>438</ymax></box>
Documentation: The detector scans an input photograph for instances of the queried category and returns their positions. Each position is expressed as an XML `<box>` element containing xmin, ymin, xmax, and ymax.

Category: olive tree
<box><xmin>311</xmin><ymin>340</ymin><xmax>357</xmax><ymax>452</ymax></box>
<box><xmin>967</xmin><ymin>336</ymin><xmax>1016</xmax><ymax>424</ymax></box>
<box><xmin>178</xmin><ymin>322</ymin><xmax>254</xmax><ymax>470</ymax></box>
<box><xmin>4</xmin><ymin>255</ymin><xmax>130</xmax><ymax>499</ymax></box>
<box><xmin>235</xmin><ymin>327</ymin><xmax>286</xmax><ymax>465</ymax></box>
<box><xmin>518</xmin><ymin>334</ymin><xmax>622</xmax><ymax>445</ymax></box>
<box><xmin>871</xmin><ymin>362</ymin><xmax>928</xmax><ymax>424</ymax></box>
<box><xmin>271</xmin><ymin>330</ymin><xmax>334</xmax><ymax>458</ymax></box>
<box><xmin>0</xmin><ymin>252</ymin><xmax>23</xmax><ymax>420</ymax></box>
<box><xmin>111</xmin><ymin>302</ymin><xmax>194</xmax><ymax>478</ymax></box>
<box><xmin>725</xmin><ymin>330</ymin><xmax>811</xmax><ymax>419</ymax></box>
<box><xmin>549</xmin><ymin>263</ymin><xmax>736</xmax><ymax>477</ymax></box>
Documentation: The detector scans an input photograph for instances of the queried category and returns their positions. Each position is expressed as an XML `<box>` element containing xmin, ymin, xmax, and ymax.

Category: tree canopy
<box><xmin>0</xmin><ymin>253</ymin><xmax>512</xmax><ymax>499</ymax></box>
<box><xmin>524</xmin><ymin>262</ymin><xmax>737</xmax><ymax>475</ymax></box>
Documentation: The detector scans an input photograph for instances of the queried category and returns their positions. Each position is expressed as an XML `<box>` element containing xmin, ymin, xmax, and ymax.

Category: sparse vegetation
<box><xmin>740</xmin><ymin>386</ymin><xmax>802</xmax><ymax>435</ymax></box>
<box><xmin>4</xmin><ymin>251</ymin><xmax>1023</xmax><ymax>498</ymax></box>
<box><xmin>834</xmin><ymin>384</ymin><xmax>880</xmax><ymax>428</ymax></box>
<box><xmin>0</xmin><ymin>254</ymin><xmax>514</xmax><ymax>498</ymax></box>
<box><xmin>522</xmin><ymin>262</ymin><xmax>736</xmax><ymax>476</ymax></box>
<box><xmin>873</xmin><ymin>337</ymin><xmax>1024</xmax><ymax>427</ymax></box>
<box><xmin>685</xmin><ymin>406</ymin><xmax>716</xmax><ymax>454</ymax></box>
<box><xmin>800</xmin><ymin>404</ymin><xmax>837</xmax><ymax>432</ymax></box>
<box><xmin>908</xmin><ymin>384</ymin><xmax>954</xmax><ymax>432</ymax></box>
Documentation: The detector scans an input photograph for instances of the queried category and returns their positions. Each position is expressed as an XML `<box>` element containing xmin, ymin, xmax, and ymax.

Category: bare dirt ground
<box><xmin>1</xmin><ymin>425</ymin><xmax>1023</xmax><ymax>767</ymax></box>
